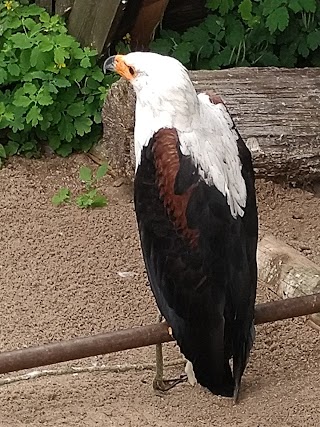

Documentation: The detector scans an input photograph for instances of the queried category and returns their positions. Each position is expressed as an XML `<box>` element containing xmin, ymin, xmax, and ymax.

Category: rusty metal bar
<box><xmin>0</xmin><ymin>293</ymin><xmax>319</xmax><ymax>376</ymax></box>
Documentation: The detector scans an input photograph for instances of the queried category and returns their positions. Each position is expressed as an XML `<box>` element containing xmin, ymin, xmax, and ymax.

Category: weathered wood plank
<box><xmin>94</xmin><ymin>67</ymin><xmax>320</xmax><ymax>182</ymax></box>
<box><xmin>258</xmin><ymin>234</ymin><xmax>320</xmax><ymax>327</ymax></box>
<box><xmin>35</xmin><ymin>0</ymin><xmax>53</xmax><ymax>14</ymax></box>
<box><xmin>55</xmin><ymin>0</ymin><xmax>74</xmax><ymax>16</ymax></box>
<box><xmin>67</xmin><ymin>0</ymin><xmax>122</xmax><ymax>53</ymax></box>
<box><xmin>192</xmin><ymin>67</ymin><xmax>320</xmax><ymax>183</ymax></box>
<box><xmin>130</xmin><ymin>0</ymin><xmax>169</xmax><ymax>50</ymax></box>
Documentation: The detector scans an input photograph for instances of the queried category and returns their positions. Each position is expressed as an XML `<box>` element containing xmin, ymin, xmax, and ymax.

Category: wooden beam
<box><xmin>0</xmin><ymin>293</ymin><xmax>319</xmax><ymax>376</ymax></box>
<box><xmin>130</xmin><ymin>0</ymin><xmax>169</xmax><ymax>50</ymax></box>
<box><xmin>67</xmin><ymin>0</ymin><xmax>122</xmax><ymax>53</ymax></box>
<box><xmin>95</xmin><ymin>68</ymin><xmax>320</xmax><ymax>182</ymax></box>
<box><xmin>35</xmin><ymin>0</ymin><xmax>53</xmax><ymax>14</ymax></box>
<box><xmin>55</xmin><ymin>0</ymin><xmax>74</xmax><ymax>16</ymax></box>
<box><xmin>258</xmin><ymin>235</ymin><xmax>320</xmax><ymax>328</ymax></box>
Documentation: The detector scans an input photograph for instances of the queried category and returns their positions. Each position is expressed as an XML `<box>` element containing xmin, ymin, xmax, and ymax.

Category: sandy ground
<box><xmin>0</xmin><ymin>154</ymin><xmax>319</xmax><ymax>427</ymax></box>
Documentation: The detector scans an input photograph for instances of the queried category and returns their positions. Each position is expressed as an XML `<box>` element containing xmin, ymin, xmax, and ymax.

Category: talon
<box><xmin>153</xmin><ymin>377</ymin><xmax>186</xmax><ymax>392</ymax></box>
<box><xmin>168</xmin><ymin>326</ymin><xmax>173</xmax><ymax>337</ymax></box>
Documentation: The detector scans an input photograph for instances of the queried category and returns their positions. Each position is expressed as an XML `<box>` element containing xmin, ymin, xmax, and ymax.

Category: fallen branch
<box><xmin>96</xmin><ymin>69</ymin><xmax>320</xmax><ymax>182</ymax></box>
<box><xmin>0</xmin><ymin>293</ymin><xmax>319</xmax><ymax>376</ymax></box>
<box><xmin>0</xmin><ymin>359</ymin><xmax>183</xmax><ymax>387</ymax></box>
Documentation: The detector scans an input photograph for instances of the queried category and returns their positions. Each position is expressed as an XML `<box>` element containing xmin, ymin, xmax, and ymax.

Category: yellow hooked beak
<box><xmin>103</xmin><ymin>55</ymin><xmax>136</xmax><ymax>80</ymax></box>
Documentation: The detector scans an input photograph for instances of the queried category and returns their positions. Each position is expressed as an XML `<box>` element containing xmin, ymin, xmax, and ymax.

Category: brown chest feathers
<box><xmin>152</xmin><ymin>128</ymin><xmax>199</xmax><ymax>248</ymax></box>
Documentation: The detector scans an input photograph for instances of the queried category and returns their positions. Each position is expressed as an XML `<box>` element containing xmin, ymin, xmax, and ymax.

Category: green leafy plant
<box><xmin>51</xmin><ymin>187</ymin><xmax>70</xmax><ymax>205</ymax></box>
<box><xmin>52</xmin><ymin>163</ymin><xmax>108</xmax><ymax>208</ymax></box>
<box><xmin>0</xmin><ymin>1</ymin><xmax>116</xmax><ymax>162</ymax></box>
<box><xmin>150</xmin><ymin>0</ymin><xmax>320</xmax><ymax>69</ymax></box>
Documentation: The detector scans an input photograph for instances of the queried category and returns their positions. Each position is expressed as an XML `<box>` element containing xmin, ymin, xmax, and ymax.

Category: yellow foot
<box><xmin>153</xmin><ymin>375</ymin><xmax>187</xmax><ymax>392</ymax></box>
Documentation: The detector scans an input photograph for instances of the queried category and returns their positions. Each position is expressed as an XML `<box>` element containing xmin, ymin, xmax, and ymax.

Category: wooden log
<box><xmin>0</xmin><ymin>293</ymin><xmax>319</xmax><ymax>376</ymax></box>
<box><xmin>95</xmin><ymin>67</ymin><xmax>320</xmax><ymax>182</ymax></box>
<box><xmin>67</xmin><ymin>0</ymin><xmax>124</xmax><ymax>54</ymax></box>
<box><xmin>258</xmin><ymin>235</ymin><xmax>320</xmax><ymax>327</ymax></box>
<box><xmin>55</xmin><ymin>0</ymin><xmax>74</xmax><ymax>16</ymax></box>
<box><xmin>35</xmin><ymin>0</ymin><xmax>53</xmax><ymax>14</ymax></box>
<box><xmin>130</xmin><ymin>0</ymin><xmax>169</xmax><ymax>50</ymax></box>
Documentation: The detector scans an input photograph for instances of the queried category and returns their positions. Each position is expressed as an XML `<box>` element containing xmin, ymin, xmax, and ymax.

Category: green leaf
<box><xmin>182</xmin><ymin>26</ymin><xmax>209</xmax><ymax>50</ymax></box>
<box><xmin>57</xmin><ymin>116</ymin><xmax>75</xmax><ymax>142</ymax></box>
<box><xmin>38</xmin><ymin>39</ymin><xmax>54</xmax><ymax>52</ymax></box>
<box><xmin>206</xmin><ymin>0</ymin><xmax>220</xmax><ymax>12</ymax></box>
<box><xmin>225</xmin><ymin>16</ymin><xmax>245</xmax><ymax>47</ymax></box>
<box><xmin>259</xmin><ymin>51</ymin><xmax>280</xmax><ymax>66</ymax></box>
<box><xmin>67</xmin><ymin>102</ymin><xmax>85</xmax><ymax>117</ymax></box>
<box><xmin>24</xmin><ymin>71</ymin><xmax>48</xmax><ymax>81</ymax></box>
<box><xmin>150</xmin><ymin>37</ymin><xmax>174</xmax><ymax>55</ymax></box>
<box><xmin>7</xmin><ymin>63</ymin><xmax>20</xmax><ymax>76</ymax></box>
<box><xmin>239</xmin><ymin>0</ymin><xmax>252</xmax><ymax>21</ymax></box>
<box><xmin>52</xmin><ymin>188</ymin><xmax>71</xmax><ymax>206</ymax></box>
<box><xmin>307</xmin><ymin>31</ymin><xmax>320</xmax><ymax>50</ymax></box>
<box><xmin>13</xmin><ymin>95</ymin><xmax>32</xmax><ymax>108</ymax></box>
<box><xmin>266</xmin><ymin>6</ymin><xmax>289</xmax><ymax>33</ymax></box>
<box><xmin>0</xmin><ymin>68</ymin><xmax>8</xmax><ymax>84</ymax></box>
<box><xmin>70</xmin><ymin>67</ymin><xmax>86</xmax><ymax>82</ymax></box>
<box><xmin>54</xmin><ymin>34</ymin><xmax>75</xmax><ymax>48</ymax></box>
<box><xmin>74</xmin><ymin>116</ymin><xmax>93</xmax><ymax>136</ymax></box>
<box><xmin>75</xmin><ymin>190</ymin><xmax>107</xmax><ymax>209</ymax></box>
<box><xmin>72</xmin><ymin>47</ymin><xmax>86</xmax><ymax>60</ymax></box>
<box><xmin>288</xmin><ymin>0</ymin><xmax>302</xmax><ymax>13</ymax></box>
<box><xmin>53</xmin><ymin>75</ymin><xmax>71</xmax><ymax>87</ymax></box>
<box><xmin>204</xmin><ymin>15</ymin><xmax>224</xmax><ymax>35</ymax></box>
<box><xmin>209</xmin><ymin>47</ymin><xmax>233</xmax><ymax>68</ymax></box>
<box><xmin>76</xmin><ymin>193</ymin><xmax>92</xmax><ymax>208</ymax></box>
<box><xmin>26</xmin><ymin>105</ymin><xmax>42</xmax><ymax>126</ymax></box>
<box><xmin>20</xmin><ymin>141</ymin><xmax>37</xmax><ymax>153</ymax></box>
<box><xmin>36</xmin><ymin>90</ymin><xmax>53</xmax><ymax>106</ymax></box>
<box><xmin>5</xmin><ymin>141</ymin><xmax>19</xmax><ymax>157</ymax></box>
<box><xmin>298</xmin><ymin>38</ymin><xmax>309</xmax><ymax>58</ymax></box>
<box><xmin>30</xmin><ymin>47</ymin><xmax>52</xmax><ymax>70</ymax></box>
<box><xmin>23</xmin><ymin>83</ymin><xmax>38</xmax><ymax>95</ymax></box>
<box><xmin>173</xmin><ymin>42</ymin><xmax>192</xmax><ymax>64</ymax></box>
<box><xmin>300</xmin><ymin>0</ymin><xmax>316</xmax><ymax>12</ymax></box>
<box><xmin>90</xmin><ymin>194</ymin><xmax>107</xmax><ymax>208</ymax></box>
<box><xmin>48</xmin><ymin>135</ymin><xmax>61</xmax><ymax>150</ymax></box>
<box><xmin>262</xmin><ymin>0</ymin><xmax>286</xmax><ymax>16</ymax></box>
<box><xmin>19</xmin><ymin>50</ymin><xmax>31</xmax><ymax>73</ymax></box>
<box><xmin>79</xmin><ymin>166</ymin><xmax>92</xmax><ymax>183</ymax></box>
<box><xmin>23</xmin><ymin>17</ymin><xmax>37</xmax><ymax>30</ymax></box>
<box><xmin>10</xmin><ymin>33</ymin><xmax>33</xmax><ymax>49</ymax></box>
<box><xmin>0</xmin><ymin>144</ymin><xmax>6</xmax><ymax>158</ymax></box>
<box><xmin>80</xmin><ymin>57</ymin><xmax>91</xmax><ymax>68</ymax></box>
<box><xmin>96</xmin><ymin>163</ymin><xmax>108</xmax><ymax>180</ymax></box>
<box><xmin>54</xmin><ymin>47</ymin><xmax>67</xmax><ymax>65</ymax></box>
<box><xmin>56</xmin><ymin>144</ymin><xmax>72</xmax><ymax>157</ymax></box>
<box><xmin>93</xmin><ymin>111</ymin><xmax>102</xmax><ymax>124</ymax></box>
<box><xmin>90</xmin><ymin>68</ymin><xmax>105</xmax><ymax>82</ymax></box>
<box><xmin>207</xmin><ymin>0</ymin><xmax>234</xmax><ymax>15</ymax></box>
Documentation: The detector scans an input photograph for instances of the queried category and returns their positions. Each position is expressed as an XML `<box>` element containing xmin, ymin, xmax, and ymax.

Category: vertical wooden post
<box><xmin>35</xmin><ymin>0</ymin><xmax>54</xmax><ymax>14</ymax></box>
<box><xmin>67</xmin><ymin>0</ymin><xmax>122</xmax><ymax>53</ymax></box>
<box><xmin>55</xmin><ymin>0</ymin><xmax>74</xmax><ymax>16</ymax></box>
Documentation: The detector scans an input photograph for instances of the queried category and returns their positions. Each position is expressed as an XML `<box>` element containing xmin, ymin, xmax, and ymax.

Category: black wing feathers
<box><xmin>134</xmin><ymin>124</ymin><xmax>258</xmax><ymax>399</ymax></box>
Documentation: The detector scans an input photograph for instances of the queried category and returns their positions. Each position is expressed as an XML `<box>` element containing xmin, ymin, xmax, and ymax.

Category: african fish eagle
<box><xmin>103</xmin><ymin>52</ymin><xmax>258</xmax><ymax>401</ymax></box>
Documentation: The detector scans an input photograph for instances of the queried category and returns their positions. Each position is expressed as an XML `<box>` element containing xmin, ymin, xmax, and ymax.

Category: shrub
<box><xmin>0</xmin><ymin>0</ymin><xmax>115</xmax><ymax>166</ymax></box>
<box><xmin>150</xmin><ymin>0</ymin><xmax>320</xmax><ymax>69</ymax></box>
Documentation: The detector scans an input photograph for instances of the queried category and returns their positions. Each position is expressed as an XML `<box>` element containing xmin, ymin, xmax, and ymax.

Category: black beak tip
<box><xmin>103</xmin><ymin>55</ymin><xmax>116</xmax><ymax>74</ymax></box>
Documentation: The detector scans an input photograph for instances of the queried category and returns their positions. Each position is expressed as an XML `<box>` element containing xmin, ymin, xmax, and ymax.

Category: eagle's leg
<box><xmin>152</xmin><ymin>313</ymin><xmax>186</xmax><ymax>392</ymax></box>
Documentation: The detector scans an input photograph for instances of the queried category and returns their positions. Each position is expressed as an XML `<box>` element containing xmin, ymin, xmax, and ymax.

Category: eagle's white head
<box><xmin>104</xmin><ymin>52</ymin><xmax>195</xmax><ymax>97</ymax></box>
<box><xmin>103</xmin><ymin>52</ymin><xmax>247</xmax><ymax>217</ymax></box>
<box><xmin>103</xmin><ymin>52</ymin><xmax>199</xmax><ymax>119</ymax></box>
<box><xmin>103</xmin><ymin>52</ymin><xmax>200</xmax><ymax>167</ymax></box>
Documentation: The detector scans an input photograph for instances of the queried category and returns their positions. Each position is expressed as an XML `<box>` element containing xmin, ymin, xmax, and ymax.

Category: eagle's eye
<box><xmin>128</xmin><ymin>66</ymin><xmax>135</xmax><ymax>76</ymax></box>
